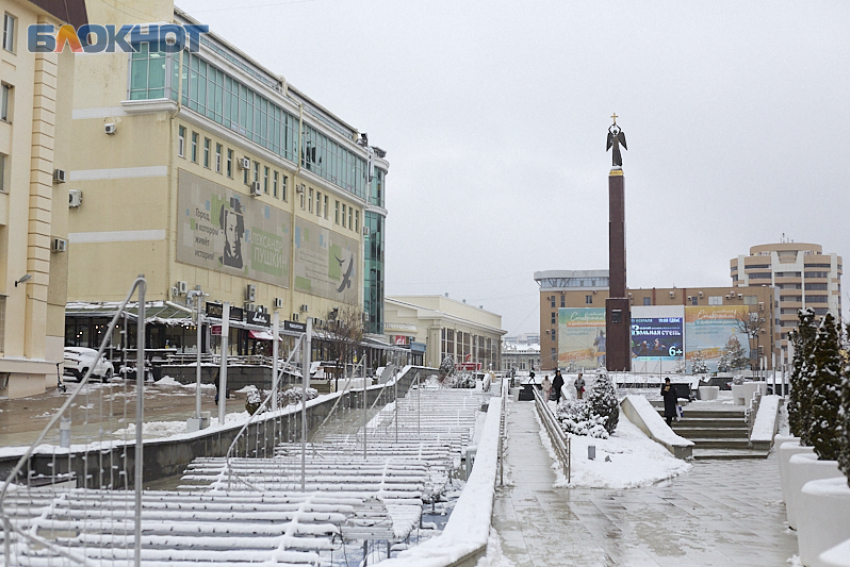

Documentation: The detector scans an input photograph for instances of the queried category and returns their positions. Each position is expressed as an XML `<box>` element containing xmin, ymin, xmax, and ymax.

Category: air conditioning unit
<box><xmin>51</xmin><ymin>237</ymin><xmax>67</xmax><ymax>252</ymax></box>
<box><xmin>69</xmin><ymin>189</ymin><xmax>83</xmax><ymax>208</ymax></box>
<box><xmin>362</xmin><ymin>313</ymin><xmax>370</xmax><ymax>322</ymax></box>
<box><xmin>244</xmin><ymin>303</ymin><xmax>255</xmax><ymax>312</ymax></box>
<box><xmin>53</xmin><ymin>169</ymin><xmax>67</xmax><ymax>183</ymax></box>
<box><xmin>725</xmin><ymin>294</ymin><xmax>731</xmax><ymax>299</ymax></box>
<box><xmin>171</xmin><ymin>286</ymin><xmax>179</xmax><ymax>299</ymax></box>
<box><xmin>245</xmin><ymin>284</ymin><xmax>256</xmax><ymax>302</ymax></box>
<box><xmin>299</xmin><ymin>304</ymin><xmax>309</xmax><ymax>312</ymax></box>
<box><xmin>627</xmin><ymin>292</ymin><xmax>632</xmax><ymax>298</ymax></box>
<box><xmin>737</xmin><ymin>293</ymin><xmax>743</xmax><ymax>299</ymax></box>
<box><xmin>362</xmin><ymin>226</ymin><xmax>370</xmax><ymax>236</ymax></box>
<box><xmin>296</xmin><ymin>184</ymin><xmax>305</xmax><ymax>194</ymax></box>
<box><xmin>687</xmin><ymin>296</ymin><xmax>692</xmax><ymax>302</ymax></box>
<box><xmin>669</xmin><ymin>291</ymin><xmax>675</xmax><ymax>298</ymax></box>
<box><xmin>698</xmin><ymin>291</ymin><xmax>704</xmax><ymax>298</ymax></box>
<box><xmin>176</xmin><ymin>281</ymin><xmax>188</xmax><ymax>295</ymax></box>
<box><xmin>239</xmin><ymin>157</ymin><xmax>251</xmax><ymax>169</ymax></box>
<box><xmin>250</xmin><ymin>181</ymin><xmax>262</xmax><ymax>197</ymax></box>
<box><xmin>273</xmin><ymin>297</ymin><xmax>283</xmax><ymax>309</ymax></box>
<box><xmin>104</xmin><ymin>123</ymin><xmax>117</xmax><ymax>135</ymax></box>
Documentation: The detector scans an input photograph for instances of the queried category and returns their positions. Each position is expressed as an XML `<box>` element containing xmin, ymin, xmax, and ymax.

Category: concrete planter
<box><xmin>698</xmin><ymin>386</ymin><xmax>719</xmax><ymax>400</ymax></box>
<box><xmin>820</xmin><ymin>537</ymin><xmax>850</xmax><ymax>567</ymax></box>
<box><xmin>778</xmin><ymin>438</ymin><xmax>809</xmax><ymax>504</ymax></box>
<box><xmin>731</xmin><ymin>382</ymin><xmax>767</xmax><ymax>405</ymax></box>
<box><xmin>798</xmin><ymin>477</ymin><xmax>850</xmax><ymax>567</ymax></box>
<box><xmin>787</xmin><ymin>452</ymin><xmax>843</xmax><ymax>530</ymax></box>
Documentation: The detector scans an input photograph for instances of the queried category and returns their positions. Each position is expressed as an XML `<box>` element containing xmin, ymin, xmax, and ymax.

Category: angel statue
<box><xmin>606</xmin><ymin>114</ymin><xmax>627</xmax><ymax>167</ymax></box>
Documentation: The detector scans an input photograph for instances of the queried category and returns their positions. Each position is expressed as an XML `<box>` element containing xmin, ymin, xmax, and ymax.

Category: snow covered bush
<box><xmin>690</xmin><ymin>351</ymin><xmax>709</xmax><ymax>374</ymax></box>
<box><xmin>837</xmin><ymin>323</ymin><xmax>850</xmax><ymax>486</ymax></box>
<box><xmin>808</xmin><ymin>313</ymin><xmax>843</xmax><ymax>461</ymax></box>
<box><xmin>245</xmin><ymin>385</ymin><xmax>263</xmax><ymax>415</ymax></box>
<box><xmin>450</xmin><ymin>372</ymin><xmax>476</xmax><ymax>389</ymax></box>
<box><xmin>261</xmin><ymin>386</ymin><xmax>319</xmax><ymax>407</ymax></box>
<box><xmin>788</xmin><ymin>309</ymin><xmax>817</xmax><ymax>442</ymax></box>
<box><xmin>438</xmin><ymin>355</ymin><xmax>455</xmax><ymax>383</ymax></box>
<box><xmin>731</xmin><ymin>375</ymin><xmax>747</xmax><ymax>386</ymax></box>
<box><xmin>555</xmin><ymin>399</ymin><xmax>609</xmax><ymax>439</ymax></box>
<box><xmin>587</xmin><ymin>370</ymin><xmax>619</xmax><ymax>434</ymax></box>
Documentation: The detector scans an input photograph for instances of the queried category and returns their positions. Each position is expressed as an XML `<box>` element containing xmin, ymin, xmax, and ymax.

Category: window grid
<box><xmin>226</xmin><ymin>149</ymin><xmax>233</xmax><ymax>178</ymax></box>
<box><xmin>264</xmin><ymin>166</ymin><xmax>269</xmax><ymax>194</ymax></box>
<box><xmin>273</xmin><ymin>171</ymin><xmax>278</xmax><ymax>198</ymax></box>
<box><xmin>178</xmin><ymin>126</ymin><xmax>185</xmax><ymax>157</ymax></box>
<box><xmin>191</xmin><ymin>132</ymin><xmax>198</xmax><ymax>163</ymax></box>
<box><xmin>215</xmin><ymin>143</ymin><xmax>222</xmax><ymax>173</ymax></box>
<box><xmin>3</xmin><ymin>13</ymin><xmax>16</xmax><ymax>53</ymax></box>
<box><xmin>203</xmin><ymin>138</ymin><xmax>211</xmax><ymax>168</ymax></box>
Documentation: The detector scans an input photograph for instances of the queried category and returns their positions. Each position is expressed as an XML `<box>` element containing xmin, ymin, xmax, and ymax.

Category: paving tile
<box><xmin>494</xmin><ymin>401</ymin><xmax>799</xmax><ymax>566</ymax></box>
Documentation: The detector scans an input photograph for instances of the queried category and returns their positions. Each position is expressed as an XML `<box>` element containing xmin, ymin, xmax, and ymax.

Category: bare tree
<box><xmin>735</xmin><ymin>309</ymin><xmax>766</xmax><ymax>374</ymax></box>
<box><xmin>325</xmin><ymin>305</ymin><xmax>365</xmax><ymax>389</ymax></box>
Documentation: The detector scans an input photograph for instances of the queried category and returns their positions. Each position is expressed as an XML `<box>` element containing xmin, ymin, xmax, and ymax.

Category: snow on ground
<box><xmin>535</xmin><ymin>402</ymin><xmax>690</xmax><ymax>489</ymax></box>
<box><xmin>476</xmin><ymin>528</ymin><xmax>515</xmax><ymax>567</ymax></box>
<box><xmin>110</xmin><ymin>411</ymin><xmax>251</xmax><ymax>438</ymax></box>
<box><xmin>752</xmin><ymin>394</ymin><xmax>781</xmax><ymax>442</ymax></box>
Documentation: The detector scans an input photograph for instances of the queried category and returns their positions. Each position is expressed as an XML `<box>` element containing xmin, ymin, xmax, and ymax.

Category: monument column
<box><xmin>605</xmin><ymin>115</ymin><xmax>631</xmax><ymax>371</ymax></box>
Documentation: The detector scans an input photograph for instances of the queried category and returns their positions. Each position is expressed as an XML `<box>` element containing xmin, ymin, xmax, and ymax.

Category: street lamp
<box><xmin>14</xmin><ymin>273</ymin><xmax>32</xmax><ymax>287</ymax></box>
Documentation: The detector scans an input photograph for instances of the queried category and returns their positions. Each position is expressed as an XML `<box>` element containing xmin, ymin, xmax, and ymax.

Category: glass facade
<box><xmin>364</xmin><ymin>210</ymin><xmax>385</xmax><ymax>335</ymax></box>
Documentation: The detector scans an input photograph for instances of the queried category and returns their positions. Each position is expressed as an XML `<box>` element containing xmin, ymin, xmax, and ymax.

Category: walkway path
<box><xmin>492</xmin><ymin>401</ymin><xmax>798</xmax><ymax>567</ymax></box>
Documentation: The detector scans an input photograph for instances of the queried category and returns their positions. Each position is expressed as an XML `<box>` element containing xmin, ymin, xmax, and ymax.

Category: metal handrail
<box><xmin>532</xmin><ymin>387</ymin><xmax>570</xmax><ymax>483</ymax></box>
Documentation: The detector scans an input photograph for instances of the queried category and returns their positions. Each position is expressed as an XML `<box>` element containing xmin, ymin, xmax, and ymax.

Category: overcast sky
<box><xmin>177</xmin><ymin>0</ymin><xmax>850</xmax><ymax>336</ymax></box>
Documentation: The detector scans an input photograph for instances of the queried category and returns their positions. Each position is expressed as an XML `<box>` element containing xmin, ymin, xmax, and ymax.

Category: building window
<box><xmin>226</xmin><ymin>149</ymin><xmax>233</xmax><ymax>178</ymax></box>
<box><xmin>3</xmin><ymin>13</ymin><xmax>16</xmax><ymax>53</ymax></box>
<box><xmin>342</xmin><ymin>204</ymin><xmax>347</xmax><ymax>227</ymax></box>
<box><xmin>348</xmin><ymin>206</ymin><xmax>353</xmax><ymax>230</ymax></box>
<box><xmin>281</xmin><ymin>176</ymin><xmax>287</xmax><ymax>201</ymax></box>
<box><xmin>692</xmin><ymin>297</ymin><xmax>698</xmax><ymax>306</ymax></box>
<box><xmin>806</xmin><ymin>295</ymin><xmax>829</xmax><ymax>303</ymax></box>
<box><xmin>316</xmin><ymin>190</ymin><xmax>321</xmax><ymax>216</ymax></box>
<box><xmin>299</xmin><ymin>187</ymin><xmax>305</xmax><ymax>209</ymax></box>
<box><xmin>551</xmin><ymin>312</ymin><xmax>556</xmax><ymax>325</ymax></box>
<box><xmin>264</xmin><ymin>166</ymin><xmax>269</xmax><ymax>194</ymax></box>
<box><xmin>0</xmin><ymin>153</ymin><xmax>6</xmax><ymax>193</ymax></box>
<box><xmin>748</xmin><ymin>273</ymin><xmax>772</xmax><ymax>279</ymax></box>
<box><xmin>273</xmin><ymin>171</ymin><xmax>279</xmax><ymax>198</ymax></box>
<box><xmin>335</xmin><ymin>201</ymin><xmax>340</xmax><ymax>224</ymax></box>
<box><xmin>203</xmin><ymin>138</ymin><xmax>211</xmax><ymax>168</ymax></box>
<box><xmin>550</xmin><ymin>297</ymin><xmax>556</xmax><ymax>308</ymax></box>
<box><xmin>355</xmin><ymin>210</ymin><xmax>359</xmax><ymax>232</ymax></box>
<box><xmin>560</xmin><ymin>295</ymin><xmax>565</xmax><ymax>308</ymax></box>
<box><xmin>215</xmin><ymin>143</ymin><xmax>222</xmax><ymax>173</ymax></box>
<box><xmin>805</xmin><ymin>283</ymin><xmax>828</xmax><ymax>291</ymax></box>
<box><xmin>253</xmin><ymin>161</ymin><xmax>259</xmax><ymax>183</ymax></box>
<box><xmin>805</xmin><ymin>271</ymin><xmax>829</xmax><ymax>279</ymax></box>
<box><xmin>643</xmin><ymin>297</ymin><xmax>651</xmax><ymax>306</ymax></box>
<box><xmin>0</xmin><ymin>83</ymin><xmax>11</xmax><ymax>122</ymax></box>
<box><xmin>176</xmin><ymin>127</ymin><xmax>186</xmax><ymax>157</ymax></box>
<box><xmin>308</xmin><ymin>188</ymin><xmax>313</xmax><ymax>213</ymax></box>
<box><xmin>323</xmin><ymin>195</ymin><xmax>328</xmax><ymax>219</ymax></box>
<box><xmin>585</xmin><ymin>295</ymin><xmax>593</xmax><ymax>304</ymax></box>
<box><xmin>190</xmin><ymin>132</ymin><xmax>198</xmax><ymax>163</ymax></box>
<box><xmin>243</xmin><ymin>161</ymin><xmax>249</xmax><ymax>184</ymax></box>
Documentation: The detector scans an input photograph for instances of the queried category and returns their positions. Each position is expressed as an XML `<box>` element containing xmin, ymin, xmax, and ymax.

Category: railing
<box><xmin>533</xmin><ymin>387</ymin><xmax>571</xmax><ymax>483</ymax></box>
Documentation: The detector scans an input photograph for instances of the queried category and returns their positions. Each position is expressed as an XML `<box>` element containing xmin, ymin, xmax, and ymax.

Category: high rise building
<box><xmin>0</xmin><ymin>0</ymin><xmax>87</xmax><ymax>398</ymax></box>
<box><xmin>730</xmin><ymin>241</ymin><xmax>842</xmax><ymax>355</ymax></box>
<box><xmin>63</xmin><ymin>2</ymin><xmax>390</xmax><ymax>366</ymax></box>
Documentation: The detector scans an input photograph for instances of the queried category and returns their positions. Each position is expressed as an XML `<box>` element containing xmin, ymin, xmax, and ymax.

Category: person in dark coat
<box><xmin>661</xmin><ymin>377</ymin><xmax>678</xmax><ymax>427</ymax></box>
<box><xmin>552</xmin><ymin>370</ymin><xmax>565</xmax><ymax>403</ymax></box>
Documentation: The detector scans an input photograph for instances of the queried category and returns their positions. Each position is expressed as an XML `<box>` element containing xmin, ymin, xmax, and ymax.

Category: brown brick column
<box><xmin>606</xmin><ymin>170</ymin><xmax>631</xmax><ymax>371</ymax></box>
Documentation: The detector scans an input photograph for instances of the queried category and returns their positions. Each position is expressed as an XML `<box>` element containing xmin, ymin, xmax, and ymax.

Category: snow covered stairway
<box><xmin>664</xmin><ymin>406</ymin><xmax>769</xmax><ymax>459</ymax></box>
<box><xmin>0</xmin><ymin>487</ymin><xmax>353</xmax><ymax>565</ymax></box>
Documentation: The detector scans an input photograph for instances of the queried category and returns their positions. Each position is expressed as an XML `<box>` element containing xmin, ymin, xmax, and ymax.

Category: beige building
<box><xmin>730</xmin><ymin>241</ymin><xmax>843</xmax><ymax>355</ymax></box>
<box><xmin>0</xmin><ymin>0</ymin><xmax>86</xmax><ymax>398</ymax></box>
<box><xmin>65</xmin><ymin>2</ymin><xmax>389</xmax><ymax>360</ymax></box>
<box><xmin>535</xmin><ymin>270</ymin><xmax>776</xmax><ymax>372</ymax></box>
<box><xmin>384</xmin><ymin>296</ymin><xmax>504</xmax><ymax>370</ymax></box>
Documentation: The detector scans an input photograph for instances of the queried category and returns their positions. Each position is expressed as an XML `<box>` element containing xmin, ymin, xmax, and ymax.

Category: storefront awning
<box><xmin>249</xmin><ymin>330</ymin><xmax>277</xmax><ymax>341</ymax></box>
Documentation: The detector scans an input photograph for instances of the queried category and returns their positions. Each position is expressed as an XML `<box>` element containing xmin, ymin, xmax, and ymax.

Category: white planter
<box><xmin>731</xmin><ymin>382</ymin><xmax>767</xmax><ymax>405</ymax></box>
<box><xmin>778</xmin><ymin>439</ymin><xmax>809</xmax><ymax>504</ymax></box>
<box><xmin>698</xmin><ymin>386</ymin><xmax>719</xmax><ymax>400</ymax></box>
<box><xmin>787</xmin><ymin>453</ymin><xmax>843</xmax><ymax>530</ymax></box>
<box><xmin>820</xmin><ymin>537</ymin><xmax>850</xmax><ymax>567</ymax></box>
<box><xmin>798</xmin><ymin>477</ymin><xmax>850</xmax><ymax>567</ymax></box>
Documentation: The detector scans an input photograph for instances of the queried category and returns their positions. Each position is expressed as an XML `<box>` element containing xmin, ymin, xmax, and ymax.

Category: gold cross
<box><xmin>611</xmin><ymin>113</ymin><xmax>618</xmax><ymax>124</ymax></box>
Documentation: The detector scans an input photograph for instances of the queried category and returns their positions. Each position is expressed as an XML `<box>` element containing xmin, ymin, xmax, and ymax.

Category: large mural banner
<box><xmin>684</xmin><ymin>306</ymin><xmax>750</xmax><ymax>372</ymax></box>
<box><xmin>558</xmin><ymin>308</ymin><xmax>606</xmax><ymax>369</ymax></box>
<box><xmin>631</xmin><ymin>317</ymin><xmax>684</xmax><ymax>360</ymax></box>
<box><xmin>177</xmin><ymin>170</ymin><xmax>290</xmax><ymax>286</ymax></box>
<box><xmin>293</xmin><ymin>217</ymin><xmax>359</xmax><ymax>304</ymax></box>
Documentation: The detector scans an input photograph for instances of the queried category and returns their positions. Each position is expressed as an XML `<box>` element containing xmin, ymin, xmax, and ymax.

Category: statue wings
<box><xmin>606</xmin><ymin>131</ymin><xmax>628</xmax><ymax>151</ymax></box>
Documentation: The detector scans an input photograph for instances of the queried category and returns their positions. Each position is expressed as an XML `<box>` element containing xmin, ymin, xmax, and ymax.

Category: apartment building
<box><xmin>0</xmin><ymin>0</ymin><xmax>87</xmax><ymax>398</ymax></box>
<box><xmin>731</xmin><ymin>241</ymin><xmax>842</xmax><ymax>354</ymax></box>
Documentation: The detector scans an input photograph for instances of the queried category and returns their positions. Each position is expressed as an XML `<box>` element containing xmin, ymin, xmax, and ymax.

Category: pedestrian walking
<box><xmin>541</xmin><ymin>375</ymin><xmax>552</xmax><ymax>402</ymax></box>
<box><xmin>552</xmin><ymin>369</ymin><xmax>565</xmax><ymax>403</ymax></box>
<box><xmin>574</xmin><ymin>373</ymin><xmax>586</xmax><ymax>400</ymax></box>
<box><xmin>661</xmin><ymin>377</ymin><xmax>678</xmax><ymax>427</ymax></box>
<box><xmin>528</xmin><ymin>368</ymin><xmax>536</xmax><ymax>384</ymax></box>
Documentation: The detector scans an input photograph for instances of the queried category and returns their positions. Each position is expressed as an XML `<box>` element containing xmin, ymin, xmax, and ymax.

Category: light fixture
<box><xmin>15</xmin><ymin>274</ymin><xmax>32</xmax><ymax>287</ymax></box>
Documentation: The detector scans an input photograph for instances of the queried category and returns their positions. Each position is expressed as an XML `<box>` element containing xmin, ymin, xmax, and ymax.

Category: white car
<box><xmin>63</xmin><ymin>347</ymin><xmax>114</xmax><ymax>382</ymax></box>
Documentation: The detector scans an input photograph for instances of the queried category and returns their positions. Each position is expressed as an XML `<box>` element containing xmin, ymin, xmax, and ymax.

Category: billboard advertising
<box><xmin>685</xmin><ymin>306</ymin><xmax>750</xmax><ymax>372</ymax></box>
<box><xmin>177</xmin><ymin>170</ymin><xmax>291</xmax><ymax>286</ymax></box>
<box><xmin>630</xmin><ymin>317</ymin><xmax>684</xmax><ymax>360</ymax></box>
<box><xmin>558</xmin><ymin>308</ymin><xmax>606</xmax><ymax>369</ymax></box>
<box><xmin>177</xmin><ymin>170</ymin><xmax>359</xmax><ymax>304</ymax></box>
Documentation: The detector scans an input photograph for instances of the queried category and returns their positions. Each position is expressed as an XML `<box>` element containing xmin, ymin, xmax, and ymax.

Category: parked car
<box><xmin>63</xmin><ymin>347</ymin><xmax>114</xmax><ymax>382</ymax></box>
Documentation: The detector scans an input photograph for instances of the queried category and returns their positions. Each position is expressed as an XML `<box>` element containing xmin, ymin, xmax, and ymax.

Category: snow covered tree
<box><xmin>690</xmin><ymin>351</ymin><xmax>709</xmax><ymax>375</ymax></box>
<box><xmin>587</xmin><ymin>370</ymin><xmax>619</xmax><ymax>434</ymax></box>
<box><xmin>788</xmin><ymin>309</ymin><xmax>817</xmax><ymax>442</ymax></box>
<box><xmin>716</xmin><ymin>352</ymin><xmax>730</xmax><ymax>373</ymax></box>
<box><xmin>722</xmin><ymin>335</ymin><xmax>750</xmax><ymax>370</ymax></box>
<box><xmin>837</xmin><ymin>323</ymin><xmax>850</xmax><ymax>486</ymax></box>
<box><xmin>438</xmin><ymin>355</ymin><xmax>455</xmax><ymax>382</ymax></box>
<box><xmin>808</xmin><ymin>314</ymin><xmax>843</xmax><ymax>461</ymax></box>
<box><xmin>555</xmin><ymin>399</ymin><xmax>609</xmax><ymax>438</ymax></box>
